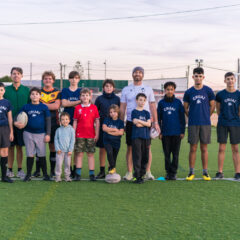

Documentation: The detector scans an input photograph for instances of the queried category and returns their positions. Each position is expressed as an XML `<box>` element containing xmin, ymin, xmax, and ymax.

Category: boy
<box><xmin>54</xmin><ymin>112</ymin><xmax>75</xmax><ymax>182</ymax></box>
<box><xmin>215</xmin><ymin>72</ymin><xmax>240</xmax><ymax>180</ymax></box>
<box><xmin>131</xmin><ymin>93</ymin><xmax>151</xmax><ymax>184</ymax></box>
<box><xmin>4</xmin><ymin>67</ymin><xmax>30</xmax><ymax>178</ymax></box>
<box><xmin>157</xmin><ymin>82</ymin><xmax>185</xmax><ymax>180</ymax></box>
<box><xmin>73</xmin><ymin>88</ymin><xmax>100</xmax><ymax>181</ymax></box>
<box><xmin>14</xmin><ymin>87</ymin><xmax>51</xmax><ymax>181</ymax></box>
<box><xmin>95</xmin><ymin>79</ymin><xmax>120</xmax><ymax>179</ymax></box>
<box><xmin>183</xmin><ymin>67</ymin><xmax>215</xmax><ymax>181</ymax></box>
<box><xmin>0</xmin><ymin>82</ymin><xmax>14</xmax><ymax>183</ymax></box>
<box><xmin>61</xmin><ymin>71</ymin><xmax>81</xmax><ymax>177</ymax></box>
<box><xmin>33</xmin><ymin>71</ymin><xmax>61</xmax><ymax>178</ymax></box>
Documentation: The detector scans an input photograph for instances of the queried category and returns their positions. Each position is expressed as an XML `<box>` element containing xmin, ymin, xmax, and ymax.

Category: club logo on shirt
<box><xmin>0</xmin><ymin>110</ymin><xmax>2</xmax><ymax>113</ymax></box>
<box><xmin>139</xmin><ymin>116</ymin><xmax>146</xmax><ymax>121</ymax></box>
<box><xmin>197</xmin><ymin>99</ymin><xmax>201</xmax><ymax>104</ymax></box>
<box><xmin>79</xmin><ymin>109</ymin><xmax>82</xmax><ymax>114</ymax></box>
<box><xmin>69</xmin><ymin>97</ymin><xmax>79</xmax><ymax>101</ymax></box>
<box><xmin>164</xmin><ymin>107</ymin><xmax>176</xmax><ymax>115</ymax></box>
<box><xmin>141</xmin><ymin>88</ymin><xmax>145</xmax><ymax>92</ymax></box>
<box><xmin>28</xmin><ymin>110</ymin><xmax>41</xmax><ymax>117</ymax></box>
<box><xmin>193</xmin><ymin>95</ymin><xmax>205</xmax><ymax>104</ymax></box>
<box><xmin>109</xmin><ymin>124</ymin><xmax>117</xmax><ymax>129</ymax></box>
<box><xmin>224</xmin><ymin>98</ymin><xmax>236</xmax><ymax>106</ymax></box>
<box><xmin>0</xmin><ymin>106</ymin><xmax>7</xmax><ymax>111</ymax></box>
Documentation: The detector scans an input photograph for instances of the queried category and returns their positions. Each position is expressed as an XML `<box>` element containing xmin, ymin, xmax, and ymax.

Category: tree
<box><xmin>0</xmin><ymin>76</ymin><xmax>12</xmax><ymax>82</ymax></box>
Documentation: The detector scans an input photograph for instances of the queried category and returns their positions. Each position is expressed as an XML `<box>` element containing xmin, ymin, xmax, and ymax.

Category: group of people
<box><xmin>0</xmin><ymin>65</ymin><xmax>239</xmax><ymax>184</ymax></box>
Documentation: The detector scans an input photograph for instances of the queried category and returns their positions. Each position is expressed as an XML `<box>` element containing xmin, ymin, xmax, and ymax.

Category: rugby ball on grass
<box><xmin>150</xmin><ymin>127</ymin><xmax>160</xmax><ymax>139</ymax></box>
<box><xmin>16</xmin><ymin>112</ymin><xmax>28</xmax><ymax>128</ymax></box>
<box><xmin>105</xmin><ymin>173</ymin><xmax>121</xmax><ymax>183</ymax></box>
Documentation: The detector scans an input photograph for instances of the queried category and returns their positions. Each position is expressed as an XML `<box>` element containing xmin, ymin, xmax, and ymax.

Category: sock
<box><xmin>39</xmin><ymin>157</ymin><xmax>48</xmax><ymax>176</ymax></box>
<box><xmin>18</xmin><ymin>168</ymin><xmax>22</xmax><ymax>172</ymax></box>
<box><xmin>190</xmin><ymin>168</ymin><xmax>194</xmax><ymax>174</ymax></box>
<box><xmin>203</xmin><ymin>169</ymin><xmax>208</xmax><ymax>175</ymax></box>
<box><xmin>26</xmin><ymin>157</ymin><xmax>34</xmax><ymax>176</ymax></box>
<box><xmin>1</xmin><ymin>157</ymin><xmax>8</xmax><ymax>179</ymax></box>
<box><xmin>76</xmin><ymin>168</ymin><xmax>81</xmax><ymax>176</ymax></box>
<box><xmin>35</xmin><ymin>155</ymin><xmax>41</xmax><ymax>173</ymax></box>
<box><xmin>8</xmin><ymin>168</ymin><xmax>12</xmax><ymax>172</ymax></box>
<box><xmin>50</xmin><ymin>152</ymin><xmax>56</xmax><ymax>173</ymax></box>
<box><xmin>100</xmin><ymin>166</ymin><xmax>105</xmax><ymax>172</ymax></box>
<box><xmin>89</xmin><ymin>170</ymin><xmax>94</xmax><ymax>176</ymax></box>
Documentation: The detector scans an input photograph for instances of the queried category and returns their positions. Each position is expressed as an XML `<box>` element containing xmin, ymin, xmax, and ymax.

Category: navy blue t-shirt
<box><xmin>61</xmin><ymin>87</ymin><xmax>81</xmax><ymax>124</ymax></box>
<box><xmin>20</xmin><ymin>103</ymin><xmax>51</xmax><ymax>134</ymax></box>
<box><xmin>157</xmin><ymin>96</ymin><xmax>186</xmax><ymax>136</ymax></box>
<box><xmin>216</xmin><ymin>89</ymin><xmax>240</xmax><ymax>126</ymax></box>
<box><xmin>183</xmin><ymin>85</ymin><xmax>215</xmax><ymax>126</ymax></box>
<box><xmin>103</xmin><ymin>117</ymin><xmax>124</xmax><ymax>149</ymax></box>
<box><xmin>0</xmin><ymin>99</ymin><xmax>12</xmax><ymax>126</ymax></box>
<box><xmin>131</xmin><ymin>109</ymin><xmax>150</xmax><ymax>139</ymax></box>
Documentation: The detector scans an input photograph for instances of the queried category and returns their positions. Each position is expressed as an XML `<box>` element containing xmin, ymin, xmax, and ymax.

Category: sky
<box><xmin>0</xmin><ymin>0</ymin><xmax>240</xmax><ymax>89</ymax></box>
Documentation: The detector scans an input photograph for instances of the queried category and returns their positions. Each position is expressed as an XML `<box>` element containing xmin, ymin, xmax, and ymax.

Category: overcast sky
<box><xmin>0</xmin><ymin>0</ymin><xmax>240</xmax><ymax>89</ymax></box>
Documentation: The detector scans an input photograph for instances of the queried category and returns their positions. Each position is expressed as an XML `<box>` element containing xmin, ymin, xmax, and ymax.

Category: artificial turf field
<box><xmin>1</xmin><ymin>127</ymin><xmax>240</xmax><ymax>240</ymax></box>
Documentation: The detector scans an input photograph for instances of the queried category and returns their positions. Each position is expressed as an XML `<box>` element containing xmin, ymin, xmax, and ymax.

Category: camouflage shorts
<box><xmin>74</xmin><ymin>138</ymin><xmax>96</xmax><ymax>153</ymax></box>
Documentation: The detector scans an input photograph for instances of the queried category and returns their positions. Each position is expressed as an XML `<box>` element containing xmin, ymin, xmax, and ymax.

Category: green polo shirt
<box><xmin>4</xmin><ymin>84</ymin><xmax>30</xmax><ymax>118</ymax></box>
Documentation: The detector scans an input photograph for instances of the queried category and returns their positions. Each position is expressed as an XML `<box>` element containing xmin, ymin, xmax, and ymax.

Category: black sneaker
<box><xmin>133</xmin><ymin>177</ymin><xmax>144</xmax><ymax>184</ymax></box>
<box><xmin>234</xmin><ymin>173</ymin><xmax>240</xmax><ymax>180</ymax></box>
<box><xmin>42</xmin><ymin>175</ymin><xmax>51</xmax><ymax>181</ymax></box>
<box><xmin>170</xmin><ymin>174</ymin><xmax>177</xmax><ymax>180</ymax></box>
<box><xmin>32</xmin><ymin>171</ymin><xmax>41</xmax><ymax>177</ymax></box>
<box><xmin>215</xmin><ymin>172</ymin><xmax>224</xmax><ymax>179</ymax></box>
<box><xmin>74</xmin><ymin>174</ymin><xmax>81</xmax><ymax>181</ymax></box>
<box><xmin>70</xmin><ymin>171</ymin><xmax>75</xmax><ymax>179</ymax></box>
<box><xmin>23</xmin><ymin>175</ymin><xmax>31</xmax><ymax>182</ymax></box>
<box><xmin>2</xmin><ymin>176</ymin><xmax>13</xmax><ymax>183</ymax></box>
<box><xmin>165</xmin><ymin>173</ymin><xmax>171</xmax><ymax>180</ymax></box>
<box><xmin>89</xmin><ymin>174</ymin><xmax>96</xmax><ymax>181</ymax></box>
<box><xmin>96</xmin><ymin>171</ymin><xmax>105</xmax><ymax>179</ymax></box>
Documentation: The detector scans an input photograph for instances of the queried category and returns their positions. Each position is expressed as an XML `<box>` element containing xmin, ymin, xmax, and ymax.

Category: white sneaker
<box><xmin>144</xmin><ymin>171</ymin><xmax>155</xmax><ymax>180</ymax></box>
<box><xmin>17</xmin><ymin>170</ymin><xmax>26</xmax><ymax>179</ymax></box>
<box><xmin>6</xmin><ymin>169</ymin><xmax>14</xmax><ymax>178</ymax></box>
<box><xmin>123</xmin><ymin>172</ymin><xmax>133</xmax><ymax>181</ymax></box>
<box><xmin>55</xmin><ymin>176</ymin><xmax>62</xmax><ymax>182</ymax></box>
<box><xmin>64</xmin><ymin>176</ymin><xmax>72</xmax><ymax>182</ymax></box>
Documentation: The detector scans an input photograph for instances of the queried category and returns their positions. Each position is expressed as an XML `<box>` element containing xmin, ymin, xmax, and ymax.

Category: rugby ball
<box><xmin>150</xmin><ymin>127</ymin><xmax>160</xmax><ymax>139</ymax></box>
<box><xmin>16</xmin><ymin>112</ymin><xmax>28</xmax><ymax>128</ymax></box>
<box><xmin>105</xmin><ymin>173</ymin><xmax>121</xmax><ymax>183</ymax></box>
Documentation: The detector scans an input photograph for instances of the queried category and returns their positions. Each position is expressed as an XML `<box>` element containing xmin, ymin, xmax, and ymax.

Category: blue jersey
<box><xmin>61</xmin><ymin>87</ymin><xmax>81</xmax><ymax>124</ymax></box>
<box><xmin>20</xmin><ymin>103</ymin><xmax>50</xmax><ymax>134</ymax></box>
<box><xmin>103</xmin><ymin>117</ymin><xmax>124</xmax><ymax>149</ymax></box>
<box><xmin>95</xmin><ymin>92</ymin><xmax>120</xmax><ymax>123</ymax></box>
<box><xmin>157</xmin><ymin>96</ymin><xmax>185</xmax><ymax>136</ymax></box>
<box><xmin>216</xmin><ymin>89</ymin><xmax>240</xmax><ymax>126</ymax></box>
<box><xmin>183</xmin><ymin>85</ymin><xmax>215</xmax><ymax>126</ymax></box>
<box><xmin>131</xmin><ymin>109</ymin><xmax>150</xmax><ymax>139</ymax></box>
<box><xmin>0</xmin><ymin>99</ymin><xmax>12</xmax><ymax>126</ymax></box>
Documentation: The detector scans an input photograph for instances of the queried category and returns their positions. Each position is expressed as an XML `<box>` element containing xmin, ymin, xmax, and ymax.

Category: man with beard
<box><xmin>183</xmin><ymin>67</ymin><xmax>215</xmax><ymax>181</ymax></box>
<box><xmin>120</xmin><ymin>66</ymin><xmax>160</xmax><ymax>181</ymax></box>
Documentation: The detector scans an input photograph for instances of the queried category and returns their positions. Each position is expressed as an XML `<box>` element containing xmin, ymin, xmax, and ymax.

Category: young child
<box><xmin>0</xmin><ymin>82</ymin><xmax>14</xmax><ymax>183</ymax></box>
<box><xmin>215</xmin><ymin>72</ymin><xmax>240</xmax><ymax>180</ymax></box>
<box><xmin>95</xmin><ymin>79</ymin><xmax>120</xmax><ymax>179</ymax></box>
<box><xmin>131</xmin><ymin>93</ymin><xmax>151</xmax><ymax>184</ymax></box>
<box><xmin>102</xmin><ymin>104</ymin><xmax>124</xmax><ymax>174</ymax></box>
<box><xmin>54</xmin><ymin>112</ymin><xmax>75</xmax><ymax>182</ymax></box>
<box><xmin>157</xmin><ymin>82</ymin><xmax>185</xmax><ymax>180</ymax></box>
<box><xmin>14</xmin><ymin>87</ymin><xmax>51</xmax><ymax>181</ymax></box>
<box><xmin>73</xmin><ymin>88</ymin><xmax>100</xmax><ymax>181</ymax></box>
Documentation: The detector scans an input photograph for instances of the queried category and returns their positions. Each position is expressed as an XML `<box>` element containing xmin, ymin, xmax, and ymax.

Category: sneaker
<box><xmin>50</xmin><ymin>172</ymin><xmax>56</xmax><ymax>178</ymax></box>
<box><xmin>65</xmin><ymin>176</ymin><xmax>72</xmax><ymax>182</ymax></box>
<box><xmin>123</xmin><ymin>172</ymin><xmax>133</xmax><ymax>181</ymax></box>
<box><xmin>32</xmin><ymin>171</ymin><xmax>41</xmax><ymax>177</ymax></box>
<box><xmin>6</xmin><ymin>169</ymin><xmax>14</xmax><ymax>178</ymax></box>
<box><xmin>186</xmin><ymin>173</ymin><xmax>195</xmax><ymax>181</ymax></box>
<box><xmin>89</xmin><ymin>174</ymin><xmax>96</xmax><ymax>181</ymax></box>
<box><xmin>234</xmin><ymin>173</ymin><xmax>240</xmax><ymax>180</ymax></box>
<box><xmin>202</xmin><ymin>173</ymin><xmax>211</xmax><ymax>181</ymax></box>
<box><xmin>42</xmin><ymin>175</ymin><xmax>51</xmax><ymax>181</ymax></box>
<box><xmin>17</xmin><ymin>170</ymin><xmax>26</xmax><ymax>179</ymax></box>
<box><xmin>133</xmin><ymin>177</ymin><xmax>144</xmax><ymax>184</ymax></box>
<box><xmin>74</xmin><ymin>174</ymin><xmax>81</xmax><ymax>181</ymax></box>
<box><xmin>2</xmin><ymin>176</ymin><xmax>13</xmax><ymax>183</ymax></box>
<box><xmin>165</xmin><ymin>173</ymin><xmax>171</xmax><ymax>180</ymax></box>
<box><xmin>215</xmin><ymin>172</ymin><xmax>224</xmax><ymax>179</ymax></box>
<box><xmin>96</xmin><ymin>171</ymin><xmax>105</xmax><ymax>179</ymax></box>
<box><xmin>144</xmin><ymin>171</ymin><xmax>155</xmax><ymax>180</ymax></box>
<box><xmin>170</xmin><ymin>174</ymin><xmax>177</xmax><ymax>180</ymax></box>
<box><xmin>23</xmin><ymin>175</ymin><xmax>31</xmax><ymax>182</ymax></box>
<box><xmin>109</xmin><ymin>168</ymin><xmax>116</xmax><ymax>174</ymax></box>
<box><xmin>55</xmin><ymin>176</ymin><xmax>62</xmax><ymax>182</ymax></box>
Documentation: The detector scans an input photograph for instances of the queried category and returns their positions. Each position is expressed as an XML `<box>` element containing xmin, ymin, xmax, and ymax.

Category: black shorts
<box><xmin>217</xmin><ymin>125</ymin><xmax>240</xmax><ymax>144</ymax></box>
<box><xmin>126</xmin><ymin>121</ymin><xmax>133</xmax><ymax>146</ymax></box>
<box><xmin>50</xmin><ymin>123</ymin><xmax>59</xmax><ymax>144</ymax></box>
<box><xmin>0</xmin><ymin>126</ymin><xmax>10</xmax><ymax>148</ymax></box>
<box><xmin>11</xmin><ymin>126</ymin><xmax>25</xmax><ymax>147</ymax></box>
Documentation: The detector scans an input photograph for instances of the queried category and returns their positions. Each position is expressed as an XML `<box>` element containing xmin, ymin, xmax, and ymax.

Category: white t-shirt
<box><xmin>121</xmin><ymin>83</ymin><xmax>155</xmax><ymax>121</ymax></box>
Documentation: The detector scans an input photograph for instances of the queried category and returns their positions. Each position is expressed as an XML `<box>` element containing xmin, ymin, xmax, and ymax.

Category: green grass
<box><xmin>2</xmin><ymin>127</ymin><xmax>240</xmax><ymax>240</ymax></box>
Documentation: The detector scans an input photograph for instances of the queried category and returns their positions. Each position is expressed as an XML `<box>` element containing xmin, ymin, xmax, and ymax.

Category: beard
<box><xmin>133</xmin><ymin>76</ymin><xmax>142</xmax><ymax>82</ymax></box>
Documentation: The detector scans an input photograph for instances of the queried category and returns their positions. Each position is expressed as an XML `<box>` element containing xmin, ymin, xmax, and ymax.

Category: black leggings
<box><xmin>104</xmin><ymin>144</ymin><xmax>119</xmax><ymax>170</ymax></box>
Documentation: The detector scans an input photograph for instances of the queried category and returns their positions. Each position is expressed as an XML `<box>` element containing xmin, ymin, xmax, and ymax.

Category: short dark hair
<box><xmin>136</xmin><ymin>93</ymin><xmax>147</xmax><ymax>100</ymax></box>
<box><xmin>69</xmin><ymin>71</ymin><xmax>80</xmax><ymax>79</ymax></box>
<box><xmin>42</xmin><ymin>71</ymin><xmax>56</xmax><ymax>81</ymax></box>
<box><xmin>193</xmin><ymin>67</ymin><xmax>204</xmax><ymax>75</ymax></box>
<box><xmin>102</xmin><ymin>79</ymin><xmax>115</xmax><ymax>88</ymax></box>
<box><xmin>30</xmin><ymin>87</ymin><xmax>41</xmax><ymax>95</ymax></box>
<box><xmin>0</xmin><ymin>82</ymin><xmax>5</xmax><ymax>88</ymax></box>
<box><xmin>11</xmin><ymin>67</ymin><xmax>23</xmax><ymax>75</ymax></box>
<box><xmin>224</xmin><ymin>72</ymin><xmax>235</xmax><ymax>79</ymax></box>
<box><xmin>164</xmin><ymin>81</ymin><xmax>176</xmax><ymax>89</ymax></box>
<box><xmin>60</xmin><ymin>112</ymin><xmax>70</xmax><ymax>120</ymax></box>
